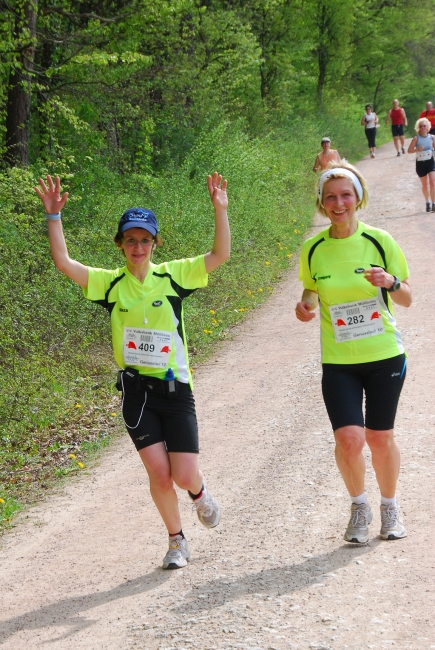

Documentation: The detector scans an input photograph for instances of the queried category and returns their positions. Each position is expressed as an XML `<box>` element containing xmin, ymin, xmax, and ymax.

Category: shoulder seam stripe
<box><xmin>308</xmin><ymin>237</ymin><xmax>325</xmax><ymax>275</ymax></box>
<box><xmin>361</xmin><ymin>232</ymin><xmax>387</xmax><ymax>269</ymax></box>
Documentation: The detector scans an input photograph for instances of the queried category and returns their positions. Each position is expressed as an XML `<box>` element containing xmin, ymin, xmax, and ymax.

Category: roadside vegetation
<box><xmin>1</xmin><ymin>0</ymin><xmax>434</xmax><ymax>528</ymax></box>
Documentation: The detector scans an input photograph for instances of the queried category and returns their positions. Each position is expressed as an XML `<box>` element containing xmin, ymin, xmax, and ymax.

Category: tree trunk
<box><xmin>4</xmin><ymin>0</ymin><xmax>38</xmax><ymax>166</ymax></box>
<box><xmin>317</xmin><ymin>47</ymin><xmax>327</xmax><ymax>105</ymax></box>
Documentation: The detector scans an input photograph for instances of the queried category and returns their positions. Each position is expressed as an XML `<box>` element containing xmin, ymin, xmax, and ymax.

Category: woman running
<box><xmin>35</xmin><ymin>172</ymin><xmax>230</xmax><ymax>569</ymax></box>
<box><xmin>407</xmin><ymin>117</ymin><xmax>435</xmax><ymax>212</ymax></box>
<box><xmin>295</xmin><ymin>161</ymin><xmax>411</xmax><ymax>544</ymax></box>
<box><xmin>360</xmin><ymin>104</ymin><xmax>379</xmax><ymax>158</ymax></box>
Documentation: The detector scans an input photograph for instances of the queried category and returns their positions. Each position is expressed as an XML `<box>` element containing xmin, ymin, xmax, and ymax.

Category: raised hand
<box><xmin>207</xmin><ymin>171</ymin><xmax>228</xmax><ymax>210</ymax></box>
<box><xmin>34</xmin><ymin>175</ymin><xmax>69</xmax><ymax>214</ymax></box>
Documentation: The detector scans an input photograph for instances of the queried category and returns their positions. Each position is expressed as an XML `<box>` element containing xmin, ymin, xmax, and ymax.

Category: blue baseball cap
<box><xmin>118</xmin><ymin>208</ymin><xmax>159</xmax><ymax>236</ymax></box>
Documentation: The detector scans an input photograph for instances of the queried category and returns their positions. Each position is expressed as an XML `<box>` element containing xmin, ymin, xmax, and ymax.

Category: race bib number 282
<box><xmin>329</xmin><ymin>298</ymin><xmax>385</xmax><ymax>343</ymax></box>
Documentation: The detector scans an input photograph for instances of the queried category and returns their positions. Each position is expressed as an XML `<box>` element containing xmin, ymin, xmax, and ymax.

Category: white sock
<box><xmin>350</xmin><ymin>492</ymin><xmax>368</xmax><ymax>505</ymax></box>
<box><xmin>381</xmin><ymin>495</ymin><xmax>397</xmax><ymax>507</ymax></box>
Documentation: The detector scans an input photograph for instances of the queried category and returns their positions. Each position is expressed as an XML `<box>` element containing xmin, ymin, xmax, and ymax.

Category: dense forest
<box><xmin>1</xmin><ymin>0</ymin><xmax>435</xmax><ymax>168</ymax></box>
<box><xmin>1</xmin><ymin>0</ymin><xmax>435</xmax><ymax>522</ymax></box>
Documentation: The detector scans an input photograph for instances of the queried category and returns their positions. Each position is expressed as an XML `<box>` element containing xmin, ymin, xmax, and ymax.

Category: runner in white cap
<box><xmin>313</xmin><ymin>137</ymin><xmax>341</xmax><ymax>172</ymax></box>
<box><xmin>295</xmin><ymin>160</ymin><xmax>412</xmax><ymax>543</ymax></box>
<box><xmin>35</xmin><ymin>172</ymin><xmax>230</xmax><ymax>569</ymax></box>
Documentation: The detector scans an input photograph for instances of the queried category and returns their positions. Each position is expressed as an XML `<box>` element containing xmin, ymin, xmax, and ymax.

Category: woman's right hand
<box><xmin>295</xmin><ymin>301</ymin><xmax>316</xmax><ymax>322</ymax></box>
<box><xmin>34</xmin><ymin>175</ymin><xmax>69</xmax><ymax>214</ymax></box>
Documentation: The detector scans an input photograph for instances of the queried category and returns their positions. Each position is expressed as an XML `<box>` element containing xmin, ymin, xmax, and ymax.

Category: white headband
<box><xmin>318</xmin><ymin>168</ymin><xmax>364</xmax><ymax>204</ymax></box>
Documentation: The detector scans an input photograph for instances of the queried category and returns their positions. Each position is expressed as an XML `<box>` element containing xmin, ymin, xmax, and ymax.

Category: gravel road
<box><xmin>1</xmin><ymin>141</ymin><xmax>434</xmax><ymax>650</ymax></box>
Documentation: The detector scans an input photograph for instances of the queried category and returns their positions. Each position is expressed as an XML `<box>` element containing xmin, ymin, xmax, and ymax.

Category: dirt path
<box><xmin>1</xmin><ymin>141</ymin><xmax>434</xmax><ymax>650</ymax></box>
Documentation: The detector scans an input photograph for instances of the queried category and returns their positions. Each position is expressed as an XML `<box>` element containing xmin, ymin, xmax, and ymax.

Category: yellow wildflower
<box><xmin>110</xmin><ymin>412</ymin><xmax>117</xmax><ymax>417</ymax></box>
<box><xmin>0</xmin><ymin>498</ymin><xmax>5</xmax><ymax>504</ymax></box>
<box><xmin>258</xmin><ymin>288</ymin><xmax>263</xmax><ymax>292</ymax></box>
<box><xmin>75</xmin><ymin>404</ymin><xmax>82</xmax><ymax>408</ymax></box>
<box><xmin>209</xmin><ymin>309</ymin><xmax>215</xmax><ymax>314</ymax></box>
<box><xmin>77</xmin><ymin>462</ymin><xmax>84</xmax><ymax>469</ymax></box>
<box><xmin>265</xmin><ymin>261</ymin><xmax>270</xmax><ymax>266</ymax></box>
<box><xmin>69</xmin><ymin>453</ymin><xmax>76</xmax><ymax>459</ymax></box>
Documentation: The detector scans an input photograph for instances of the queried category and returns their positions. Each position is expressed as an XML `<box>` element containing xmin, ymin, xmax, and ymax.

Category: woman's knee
<box><xmin>138</xmin><ymin>446</ymin><xmax>173</xmax><ymax>491</ymax></box>
<box><xmin>146</xmin><ymin>469</ymin><xmax>174</xmax><ymax>493</ymax></box>
<box><xmin>170</xmin><ymin>454</ymin><xmax>201</xmax><ymax>490</ymax></box>
<box><xmin>334</xmin><ymin>426</ymin><xmax>365</xmax><ymax>456</ymax></box>
<box><xmin>366</xmin><ymin>428</ymin><xmax>395</xmax><ymax>452</ymax></box>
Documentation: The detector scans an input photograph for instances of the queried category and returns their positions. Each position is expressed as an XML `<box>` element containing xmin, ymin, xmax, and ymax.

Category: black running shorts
<box><xmin>391</xmin><ymin>124</ymin><xmax>404</xmax><ymax>137</ymax></box>
<box><xmin>321</xmin><ymin>354</ymin><xmax>407</xmax><ymax>431</ymax></box>
<box><xmin>416</xmin><ymin>158</ymin><xmax>435</xmax><ymax>178</ymax></box>
<box><xmin>122</xmin><ymin>382</ymin><xmax>199</xmax><ymax>453</ymax></box>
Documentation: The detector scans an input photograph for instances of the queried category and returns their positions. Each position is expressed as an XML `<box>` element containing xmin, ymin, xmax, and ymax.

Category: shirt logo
<box><xmin>354</xmin><ymin>268</ymin><xmax>365</xmax><ymax>274</ymax></box>
<box><xmin>119</xmin><ymin>308</ymin><xmax>128</xmax><ymax>312</ymax></box>
<box><xmin>317</xmin><ymin>275</ymin><xmax>331</xmax><ymax>280</ymax></box>
<box><xmin>152</xmin><ymin>300</ymin><xmax>163</xmax><ymax>307</ymax></box>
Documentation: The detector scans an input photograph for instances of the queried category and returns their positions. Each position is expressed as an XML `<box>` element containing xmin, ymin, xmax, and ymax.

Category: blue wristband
<box><xmin>45</xmin><ymin>212</ymin><xmax>61</xmax><ymax>221</ymax></box>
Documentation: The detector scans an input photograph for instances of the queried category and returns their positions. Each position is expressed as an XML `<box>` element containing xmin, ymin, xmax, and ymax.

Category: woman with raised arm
<box><xmin>295</xmin><ymin>161</ymin><xmax>411</xmax><ymax>544</ymax></box>
<box><xmin>35</xmin><ymin>172</ymin><xmax>230</xmax><ymax>570</ymax></box>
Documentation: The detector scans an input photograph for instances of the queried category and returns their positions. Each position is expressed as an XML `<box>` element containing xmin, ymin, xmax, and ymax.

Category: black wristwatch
<box><xmin>386</xmin><ymin>276</ymin><xmax>401</xmax><ymax>292</ymax></box>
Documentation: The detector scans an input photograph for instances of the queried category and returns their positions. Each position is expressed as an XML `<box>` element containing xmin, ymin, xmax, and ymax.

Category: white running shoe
<box><xmin>380</xmin><ymin>503</ymin><xmax>407</xmax><ymax>540</ymax></box>
<box><xmin>162</xmin><ymin>535</ymin><xmax>190</xmax><ymax>570</ymax></box>
<box><xmin>344</xmin><ymin>502</ymin><xmax>373</xmax><ymax>543</ymax></box>
<box><xmin>191</xmin><ymin>483</ymin><xmax>221</xmax><ymax>528</ymax></box>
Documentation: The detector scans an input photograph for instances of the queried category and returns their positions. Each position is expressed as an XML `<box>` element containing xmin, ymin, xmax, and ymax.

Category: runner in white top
<box><xmin>361</xmin><ymin>104</ymin><xmax>379</xmax><ymax>158</ymax></box>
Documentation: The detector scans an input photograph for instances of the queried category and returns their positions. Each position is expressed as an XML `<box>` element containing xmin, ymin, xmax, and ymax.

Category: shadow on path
<box><xmin>173</xmin><ymin>538</ymin><xmax>382</xmax><ymax>614</ymax></box>
<box><xmin>0</xmin><ymin>569</ymin><xmax>170</xmax><ymax>644</ymax></box>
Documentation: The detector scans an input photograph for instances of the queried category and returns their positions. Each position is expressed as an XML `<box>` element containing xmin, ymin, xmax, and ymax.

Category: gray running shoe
<box><xmin>401</xmin><ymin>146</ymin><xmax>405</xmax><ymax>154</ymax></box>
<box><xmin>192</xmin><ymin>483</ymin><xmax>221</xmax><ymax>528</ymax></box>
<box><xmin>344</xmin><ymin>503</ymin><xmax>373</xmax><ymax>543</ymax></box>
<box><xmin>162</xmin><ymin>535</ymin><xmax>190</xmax><ymax>570</ymax></box>
<box><xmin>380</xmin><ymin>503</ymin><xmax>407</xmax><ymax>540</ymax></box>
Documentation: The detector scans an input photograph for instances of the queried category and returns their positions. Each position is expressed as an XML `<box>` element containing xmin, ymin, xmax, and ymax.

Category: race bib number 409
<box><xmin>329</xmin><ymin>298</ymin><xmax>385</xmax><ymax>343</ymax></box>
<box><xmin>123</xmin><ymin>328</ymin><xmax>172</xmax><ymax>368</ymax></box>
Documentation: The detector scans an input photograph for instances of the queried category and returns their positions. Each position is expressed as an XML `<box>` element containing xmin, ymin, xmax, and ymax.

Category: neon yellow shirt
<box><xmin>83</xmin><ymin>256</ymin><xmax>207</xmax><ymax>386</ymax></box>
<box><xmin>299</xmin><ymin>221</ymin><xmax>409</xmax><ymax>364</ymax></box>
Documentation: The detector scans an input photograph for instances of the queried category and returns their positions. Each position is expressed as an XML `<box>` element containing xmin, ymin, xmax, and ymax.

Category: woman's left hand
<box><xmin>208</xmin><ymin>171</ymin><xmax>228</xmax><ymax>210</ymax></box>
<box><xmin>364</xmin><ymin>267</ymin><xmax>395</xmax><ymax>289</ymax></box>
